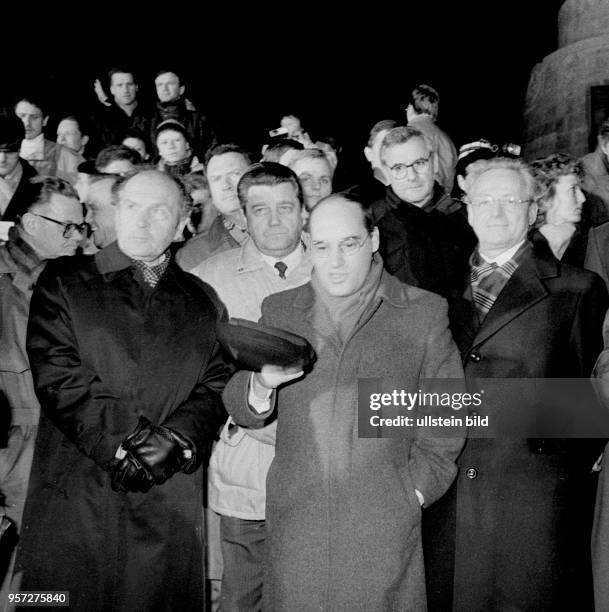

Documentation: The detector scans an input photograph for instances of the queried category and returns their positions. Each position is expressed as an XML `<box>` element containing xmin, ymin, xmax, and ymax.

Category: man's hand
<box><xmin>93</xmin><ymin>79</ymin><xmax>110</xmax><ymax>106</ymax></box>
<box><xmin>251</xmin><ymin>364</ymin><xmax>304</xmax><ymax>399</ymax></box>
<box><xmin>110</xmin><ymin>417</ymin><xmax>197</xmax><ymax>493</ymax></box>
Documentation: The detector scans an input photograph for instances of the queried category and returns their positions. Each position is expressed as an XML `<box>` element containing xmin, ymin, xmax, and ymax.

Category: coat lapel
<box><xmin>471</xmin><ymin>252</ymin><xmax>554</xmax><ymax>348</ymax></box>
<box><xmin>449</xmin><ymin>280</ymin><xmax>478</xmax><ymax>351</ymax></box>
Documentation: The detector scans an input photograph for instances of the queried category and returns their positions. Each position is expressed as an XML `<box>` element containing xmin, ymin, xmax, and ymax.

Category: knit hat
<box><xmin>155</xmin><ymin>119</ymin><xmax>189</xmax><ymax>143</ymax></box>
<box><xmin>0</xmin><ymin>115</ymin><xmax>25</xmax><ymax>152</ymax></box>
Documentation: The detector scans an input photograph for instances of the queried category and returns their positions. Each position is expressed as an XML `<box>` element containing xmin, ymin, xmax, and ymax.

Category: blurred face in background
<box><xmin>57</xmin><ymin>119</ymin><xmax>88</xmax><ymax>154</ymax></box>
<box><xmin>155</xmin><ymin>72</ymin><xmax>184</xmax><ymax>103</ymax></box>
<box><xmin>543</xmin><ymin>173</ymin><xmax>585</xmax><ymax>225</ymax></box>
<box><xmin>292</xmin><ymin>156</ymin><xmax>333</xmax><ymax>211</ymax></box>
<box><xmin>206</xmin><ymin>152</ymin><xmax>250</xmax><ymax>215</ymax></box>
<box><xmin>157</xmin><ymin>129</ymin><xmax>190</xmax><ymax>164</ymax></box>
<box><xmin>15</xmin><ymin>101</ymin><xmax>47</xmax><ymax>140</ymax></box>
<box><xmin>110</xmin><ymin>72</ymin><xmax>138</xmax><ymax>107</ymax></box>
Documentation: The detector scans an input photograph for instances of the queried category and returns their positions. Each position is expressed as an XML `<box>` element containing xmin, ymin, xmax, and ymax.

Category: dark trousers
<box><xmin>219</xmin><ymin>516</ymin><xmax>265</xmax><ymax>612</ymax></box>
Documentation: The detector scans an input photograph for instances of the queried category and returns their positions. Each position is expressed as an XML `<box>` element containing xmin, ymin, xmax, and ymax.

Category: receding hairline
<box><xmin>308</xmin><ymin>195</ymin><xmax>366</xmax><ymax>227</ymax></box>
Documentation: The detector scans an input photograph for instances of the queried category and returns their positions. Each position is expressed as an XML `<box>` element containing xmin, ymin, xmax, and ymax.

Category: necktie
<box><xmin>470</xmin><ymin>260</ymin><xmax>500</xmax><ymax>319</ymax></box>
<box><xmin>274</xmin><ymin>261</ymin><xmax>287</xmax><ymax>279</ymax></box>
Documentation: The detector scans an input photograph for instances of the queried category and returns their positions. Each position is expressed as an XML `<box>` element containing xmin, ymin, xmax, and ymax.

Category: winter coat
<box><xmin>223</xmin><ymin>271</ymin><xmax>465</xmax><ymax>611</ymax></box>
<box><xmin>15</xmin><ymin>242</ymin><xmax>231</xmax><ymax>612</ymax></box>
<box><xmin>424</xmin><ymin>243</ymin><xmax>608</xmax><ymax>611</ymax></box>
<box><xmin>373</xmin><ymin>184</ymin><xmax>477</xmax><ymax>297</ymax></box>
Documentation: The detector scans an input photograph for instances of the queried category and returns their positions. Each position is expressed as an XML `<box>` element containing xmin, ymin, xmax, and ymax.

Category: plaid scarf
<box><xmin>470</xmin><ymin>241</ymin><xmax>531</xmax><ymax>322</ymax></box>
<box><xmin>132</xmin><ymin>252</ymin><xmax>171</xmax><ymax>288</ymax></box>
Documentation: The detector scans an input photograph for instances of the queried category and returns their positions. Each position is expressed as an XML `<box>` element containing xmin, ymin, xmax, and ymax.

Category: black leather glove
<box><xmin>110</xmin><ymin>453</ymin><xmax>154</xmax><ymax>494</ymax></box>
<box><xmin>110</xmin><ymin>417</ymin><xmax>197</xmax><ymax>493</ymax></box>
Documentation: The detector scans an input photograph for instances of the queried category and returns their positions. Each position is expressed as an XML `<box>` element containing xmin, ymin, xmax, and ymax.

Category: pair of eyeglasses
<box><xmin>32</xmin><ymin>213</ymin><xmax>91</xmax><ymax>238</ymax></box>
<box><xmin>386</xmin><ymin>152</ymin><xmax>433</xmax><ymax>180</ymax></box>
<box><xmin>311</xmin><ymin>235</ymin><xmax>369</xmax><ymax>259</ymax></box>
<box><xmin>468</xmin><ymin>197</ymin><xmax>532</xmax><ymax>210</ymax></box>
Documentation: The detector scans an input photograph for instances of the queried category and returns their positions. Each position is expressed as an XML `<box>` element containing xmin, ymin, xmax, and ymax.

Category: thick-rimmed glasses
<box><xmin>468</xmin><ymin>197</ymin><xmax>532</xmax><ymax>210</ymax></box>
<box><xmin>32</xmin><ymin>214</ymin><xmax>91</xmax><ymax>238</ymax></box>
<box><xmin>311</xmin><ymin>235</ymin><xmax>369</xmax><ymax>259</ymax></box>
<box><xmin>386</xmin><ymin>152</ymin><xmax>433</xmax><ymax>179</ymax></box>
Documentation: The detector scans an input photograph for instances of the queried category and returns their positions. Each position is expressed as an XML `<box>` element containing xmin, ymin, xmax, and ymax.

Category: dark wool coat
<box><xmin>15</xmin><ymin>243</ymin><xmax>231</xmax><ymax>612</ymax></box>
<box><xmin>134</xmin><ymin>99</ymin><xmax>217</xmax><ymax>160</ymax></box>
<box><xmin>224</xmin><ymin>272</ymin><xmax>465</xmax><ymax>612</ymax></box>
<box><xmin>424</xmin><ymin>244</ymin><xmax>608</xmax><ymax>612</ymax></box>
<box><xmin>373</xmin><ymin>184</ymin><xmax>477</xmax><ymax>298</ymax></box>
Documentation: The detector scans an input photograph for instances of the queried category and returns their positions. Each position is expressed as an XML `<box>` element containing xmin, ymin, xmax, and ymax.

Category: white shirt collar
<box><xmin>20</xmin><ymin>134</ymin><xmax>45</xmax><ymax>161</ymax></box>
<box><xmin>480</xmin><ymin>239</ymin><xmax>526</xmax><ymax>266</ymax></box>
<box><xmin>259</xmin><ymin>243</ymin><xmax>304</xmax><ymax>277</ymax></box>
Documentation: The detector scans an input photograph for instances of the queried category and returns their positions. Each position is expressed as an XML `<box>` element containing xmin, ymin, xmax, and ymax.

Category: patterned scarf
<box><xmin>470</xmin><ymin>241</ymin><xmax>531</xmax><ymax>322</ymax></box>
<box><xmin>131</xmin><ymin>252</ymin><xmax>171</xmax><ymax>288</ymax></box>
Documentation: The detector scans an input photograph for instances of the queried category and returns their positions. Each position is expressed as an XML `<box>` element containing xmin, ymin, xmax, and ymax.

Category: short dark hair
<box><xmin>27</xmin><ymin>177</ymin><xmax>79</xmax><ymax>213</ymax></box>
<box><xmin>204</xmin><ymin>144</ymin><xmax>251</xmax><ymax>168</ymax></box>
<box><xmin>95</xmin><ymin>145</ymin><xmax>142</xmax><ymax>172</ymax></box>
<box><xmin>108</xmin><ymin>67</ymin><xmax>136</xmax><ymax>85</ymax></box>
<box><xmin>112</xmin><ymin>169</ymin><xmax>192</xmax><ymax>216</ymax></box>
<box><xmin>155</xmin><ymin>68</ymin><xmax>183</xmax><ymax>82</ymax></box>
<box><xmin>309</xmin><ymin>194</ymin><xmax>375</xmax><ymax>235</ymax></box>
<box><xmin>122</xmin><ymin>127</ymin><xmax>152</xmax><ymax>155</ymax></box>
<box><xmin>530</xmin><ymin>153</ymin><xmax>582</xmax><ymax>225</ymax></box>
<box><xmin>409</xmin><ymin>84</ymin><xmax>440</xmax><ymax>120</ymax></box>
<box><xmin>14</xmin><ymin>93</ymin><xmax>49</xmax><ymax>118</ymax></box>
<box><xmin>237</xmin><ymin>162</ymin><xmax>304</xmax><ymax>210</ymax></box>
<box><xmin>262</xmin><ymin>139</ymin><xmax>304</xmax><ymax>163</ymax></box>
<box><xmin>57</xmin><ymin>114</ymin><xmax>90</xmax><ymax>137</ymax></box>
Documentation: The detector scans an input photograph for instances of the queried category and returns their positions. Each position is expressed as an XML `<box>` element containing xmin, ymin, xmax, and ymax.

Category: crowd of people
<box><xmin>2</xmin><ymin>67</ymin><xmax>609</xmax><ymax>611</ymax></box>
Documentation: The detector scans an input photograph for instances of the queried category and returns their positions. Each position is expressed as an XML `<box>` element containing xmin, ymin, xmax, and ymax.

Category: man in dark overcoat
<box><xmin>423</xmin><ymin>157</ymin><xmax>608</xmax><ymax>611</ymax></box>
<box><xmin>15</xmin><ymin>169</ymin><xmax>231</xmax><ymax>611</ymax></box>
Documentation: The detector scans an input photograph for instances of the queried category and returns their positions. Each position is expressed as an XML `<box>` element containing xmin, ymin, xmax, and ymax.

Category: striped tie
<box><xmin>471</xmin><ymin>260</ymin><xmax>500</xmax><ymax>318</ymax></box>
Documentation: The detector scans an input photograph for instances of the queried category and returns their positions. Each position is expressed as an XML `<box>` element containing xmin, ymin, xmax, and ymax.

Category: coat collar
<box><xmin>94</xmin><ymin>241</ymin><xmax>133</xmax><ymax>275</ymax></box>
<box><xmin>94</xmin><ymin>241</ymin><xmax>196</xmax><ymax>294</ymax></box>
<box><xmin>385</xmin><ymin>182</ymin><xmax>462</xmax><ymax>216</ymax></box>
<box><xmin>452</xmin><ymin>243</ymin><xmax>559</xmax><ymax>349</ymax></box>
<box><xmin>291</xmin><ymin>268</ymin><xmax>411</xmax><ymax>312</ymax></box>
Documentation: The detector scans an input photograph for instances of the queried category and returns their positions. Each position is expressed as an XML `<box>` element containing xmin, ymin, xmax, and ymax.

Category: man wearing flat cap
<box><xmin>15</xmin><ymin>169</ymin><xmax>232</xmax><ymax>611</ymax></box>
<box><xmin>0</xmin><ymin>115</ymin><xmax>38</xmax><ymax>223</ymax></box>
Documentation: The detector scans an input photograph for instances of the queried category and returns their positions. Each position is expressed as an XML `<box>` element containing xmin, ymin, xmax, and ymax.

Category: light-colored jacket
<box><xmin>26</xmin><ymin>140</ymin><xmax>83</xmax><ymax>186</ymax></box>
<box><xmin>409</xmin><ymin>114</ymin><xmax>457</xmax><ymax>194</ymax></box>
<box><xmin>190</xmin><ymin>237</ymin><xmax>312</xmax><ymax>519</ymax></box>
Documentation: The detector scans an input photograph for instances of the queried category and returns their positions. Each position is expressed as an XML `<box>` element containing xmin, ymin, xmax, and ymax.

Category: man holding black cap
<box><xmin>0</xmin><ymin>115</ymin><xmax>38</xmax><ymax>223</ymax></box>
<box><xmin>15</xmin><ymin>169</ymin><xmax>232</xmax><ymax>611</ymax></box>
<box><xmin>222</xmin><ymin>193</ymin><xmax>465</xmax><ymax>611</ymax></box>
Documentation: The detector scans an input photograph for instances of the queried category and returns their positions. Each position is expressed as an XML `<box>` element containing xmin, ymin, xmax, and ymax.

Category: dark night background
<box><xmin>2</xmin><ymin>1</ymin><xmax>566</xmax><ymax>173</ymax></box>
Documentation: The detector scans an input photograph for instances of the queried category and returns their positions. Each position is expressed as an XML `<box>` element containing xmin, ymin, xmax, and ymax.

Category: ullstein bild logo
<box><xmin>357</xmin><ymin>378</ymin><xmax>609</xmax><ymax>439</ymax></box>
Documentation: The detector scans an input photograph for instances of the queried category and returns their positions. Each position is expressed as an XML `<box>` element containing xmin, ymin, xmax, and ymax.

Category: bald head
<box><xmin>114</xmin><ymin>170</ymin><xmax>189</xmax><ymax>262</ymax></box>
<box><xmin>309</xmin><ymin>195</ymin><xmax>379</xmax><ymax>297</ymax></box>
